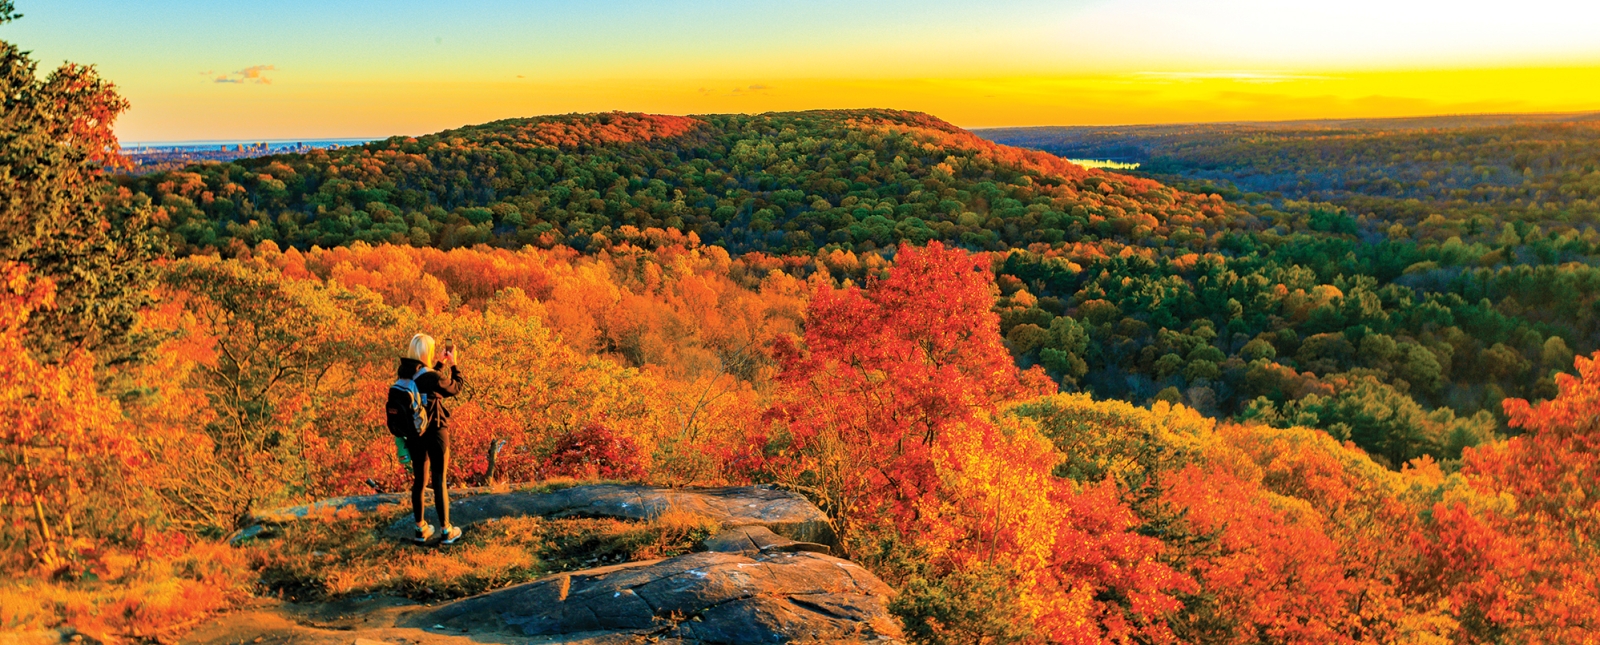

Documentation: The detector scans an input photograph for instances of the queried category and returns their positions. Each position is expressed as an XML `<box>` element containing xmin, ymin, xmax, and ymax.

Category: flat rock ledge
<box><xmin>249</xmin><ymin>493</ymin><xmax>408</xmax><ymax>525</ymax></box>
<box><xmin>233</xmin><ymin>484</ymin><xmax>836</xmax><ymax>548</ymax></box>
<box><xmin>418</xmin><ymin>550</ymin><xmax>901</xmax><ymax>644</ymax></box>
<box><xmin>383</xmin><ymin>484</ymin><xmax>836</xmax><ymax>546</ymax></box>
<box><xmin>228</xmin><ymin>487</ymin><xmax>495</xmax><ymax>545</ymax></box>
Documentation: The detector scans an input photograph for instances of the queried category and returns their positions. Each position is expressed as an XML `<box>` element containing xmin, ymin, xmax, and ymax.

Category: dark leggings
<box><xmin>404</xmin><ymin>433</ymin><xmax>449</xmax><ymax>527</ymax></box>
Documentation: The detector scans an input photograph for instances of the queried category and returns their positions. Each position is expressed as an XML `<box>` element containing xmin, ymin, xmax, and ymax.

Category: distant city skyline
<box><xmin>120</xmin><ymin>138</ymin><xmax>374</xmax><ymax>149</ymax></box>
<box><xmin>7</xmin><ymin>0</ymin><xmax>1600</xmax><ymax>141</ymax></box>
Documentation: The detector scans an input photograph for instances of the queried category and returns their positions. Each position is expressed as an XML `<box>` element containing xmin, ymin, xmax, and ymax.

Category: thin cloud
<box><xmin>214</xmin><ymin>65</ymin><xmax>276</xmax><ymax>84</ymax></box>
<box><xmin>699</xmin><ymin>84</ymin><xmax>773</xmax><ymax>97</ymax></box>
<box><xmin>1132</xmin><ymin>71</ymin><xmax>1337</xmax><ymax>84</ymax></box>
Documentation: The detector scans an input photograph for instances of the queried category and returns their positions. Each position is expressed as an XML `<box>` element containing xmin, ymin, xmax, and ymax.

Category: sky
<box><xmin>6</xmin><ymin>0</ymin><xmax>1600</xmax><ymax>142</ymax></box>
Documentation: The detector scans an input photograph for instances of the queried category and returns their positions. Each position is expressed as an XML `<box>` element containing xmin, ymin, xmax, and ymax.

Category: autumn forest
<box><xmin>4</xmin><ymin>5</ymin><xmax>1600</xmax><ymax>643</ymax></box>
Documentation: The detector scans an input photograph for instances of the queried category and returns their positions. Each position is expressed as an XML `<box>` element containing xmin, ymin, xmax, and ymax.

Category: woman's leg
<box><xmin>429</xmin><ymin>437</ymin><xmax>449</xmax><ymax>527</ymax></box>
<box><xmin>407</xmin><ymin>436</ymin><xmax>429</xmax><ymax>524</ymax></box>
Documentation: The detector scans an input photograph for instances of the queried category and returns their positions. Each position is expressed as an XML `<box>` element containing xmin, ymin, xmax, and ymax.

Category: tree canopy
<box><xmin>0</xmin><ymin>14</ymin><xmax>160</xmax><ymax>361</ymax></box>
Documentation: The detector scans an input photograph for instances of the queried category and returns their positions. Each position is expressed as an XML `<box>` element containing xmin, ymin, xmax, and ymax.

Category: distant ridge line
<box><xmin>972</xmin><ymin>110</ymin><xmax>1600</xmax><ymax>133</ymax></box>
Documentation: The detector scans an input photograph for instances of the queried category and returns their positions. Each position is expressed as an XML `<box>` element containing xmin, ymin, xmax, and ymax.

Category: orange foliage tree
<box><xmin>134</xmin><ymin>256</ymin><xmax>397</xmax><ymax>529</ymax></box>
<box><xmin>1008</xmin><ymin>391</ymin><xmax>1458</xmax><ymax>643</ymax></box>
<box><xmin>761</xmin><ymin>242</ymin><xmax>1196</xmax><ymax>643</ymax></box>
<box><xmin>122</xmin><ymin>237</ymin><xmax>803</xmax><ymax>524</ymax></box>
<box><xmin>765</xmin><ymin>241</ymin><xmax>1050</xmax><ymax>525</ymax></box>
<box><xmin>0</xmin><ymin>264</ymin><xmax>127</xmax><ymax>568</ymax></box>
<box><xmin>1416</xmin><ymin>352</ymin><xmax>1600</xmax><ymax>642</ymax></box>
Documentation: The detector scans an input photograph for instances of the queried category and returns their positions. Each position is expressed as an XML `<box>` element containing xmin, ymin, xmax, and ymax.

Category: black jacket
<box><xmin>398</xmin><ymin>358</ymin><xmax>464</xmax><ymax>436</ymax></box>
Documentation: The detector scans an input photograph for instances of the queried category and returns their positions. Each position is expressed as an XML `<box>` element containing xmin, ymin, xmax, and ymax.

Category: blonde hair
<box><xmin>407</xmin><ymin>333</ymin><xmax>436</xmax><ymax>365</ymax></box>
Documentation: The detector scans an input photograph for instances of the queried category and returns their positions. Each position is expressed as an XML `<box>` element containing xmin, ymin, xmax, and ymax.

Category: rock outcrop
<box><xmin>196</xmin><ymin>484</ymin><xmax>895</xmax><ymax>644</ymax></box>
<box><xmin>234</xmin><ymin>484</ymin><xmax>835</xmax><ymax>547</ymax></box>
<box><xmin>385</xmin><ymin>485</ymin><xmax>835</xmax><ymax>546</ymax></box>
<box><xmin>419</xmin><ymin>550</ymin><xmax>900</xmax><ymax>643</ymax></box>
<box><xmin>229</xmin><ymin>487</ymin><xmax>490</xmax><ymax>545</ymax></box>
<box><xmin>191</xmin><ymin>539</ymin><xmax>900</xmax><ymax>644</ymax></box>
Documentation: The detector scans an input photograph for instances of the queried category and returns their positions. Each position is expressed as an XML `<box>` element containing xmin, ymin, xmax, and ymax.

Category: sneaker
<box><xmin>413</xmin><ymin>522</ymin><xmax>435</xmax><ymax>544</ymax></box>
<box><xmin>440</xmin><ymin>525</ymin><xmax>463</xmax><ymax>545</ymax></box>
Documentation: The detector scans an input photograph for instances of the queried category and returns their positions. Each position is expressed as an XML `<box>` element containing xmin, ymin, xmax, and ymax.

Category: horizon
<box><xmin>115</xmin><ymin>107</ymin><xmax>1600</xmax><ymax>148</ymax></box>
<box><xmin>6</xmin><ymin>0</ymin><xmax>1600</xmax><ymax>142</ymax></box>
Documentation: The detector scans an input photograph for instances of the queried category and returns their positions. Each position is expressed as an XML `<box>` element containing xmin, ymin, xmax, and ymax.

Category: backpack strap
<box><xmin>411</xmin><ymin>366</ymin><xmax>431</xmax><ymax>406</ymax></box>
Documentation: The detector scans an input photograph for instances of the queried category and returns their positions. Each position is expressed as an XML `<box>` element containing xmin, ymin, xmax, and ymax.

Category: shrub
<box><xmin>542</xmin><ymin>420</ymin><xmax>646</xmax><ymax>481</ymax></box>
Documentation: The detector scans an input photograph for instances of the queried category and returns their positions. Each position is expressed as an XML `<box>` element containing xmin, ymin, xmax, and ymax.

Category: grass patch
<box><xmin>0</xmin><ymin>540</ymin><xmax>254</xmax><ymax>641</ymax></box>
<box><xmin>246</xmin><ymin>506</ymin><xmax>717</xmax><ymax>602</ymax></box>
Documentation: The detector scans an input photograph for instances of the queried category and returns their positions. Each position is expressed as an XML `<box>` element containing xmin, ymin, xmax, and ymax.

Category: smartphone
<box><xmin>443</xmin><ymin>339</ymin><xmax>457</xmax><ymax>361</ymax></box>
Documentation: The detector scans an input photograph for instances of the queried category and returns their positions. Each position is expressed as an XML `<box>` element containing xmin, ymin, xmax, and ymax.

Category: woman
<box><xmin>399</xmin><ymin>333</ymin><xmax>466</xmax><ymax>544</ymax></box>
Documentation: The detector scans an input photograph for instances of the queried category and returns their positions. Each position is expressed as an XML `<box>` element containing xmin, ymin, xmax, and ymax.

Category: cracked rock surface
<box><xmin>702</xmin><ymin>525</ymin><xmax>832</xmax><ymax>556</ymax></box>
<box><xmin>417</xmin><ymin>550</ymin><xmax>901</xmax><ymax>643</ymax></box>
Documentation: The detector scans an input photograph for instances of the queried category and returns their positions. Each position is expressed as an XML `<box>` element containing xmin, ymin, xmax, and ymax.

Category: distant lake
<box><xmin>1069</xmin><ymin>159</ymin><xmax>1141</xmax><ymax>170</ymax></box>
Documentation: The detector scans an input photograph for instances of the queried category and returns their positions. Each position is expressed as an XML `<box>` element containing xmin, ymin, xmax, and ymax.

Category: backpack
<box><xmin>385</xmin><ymin>366</ymin><xmax>430</xmax><ymax>438</ymax></box>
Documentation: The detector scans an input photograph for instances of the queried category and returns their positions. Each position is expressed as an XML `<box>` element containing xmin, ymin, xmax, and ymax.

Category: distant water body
<box><xmin>1069</xmin><ymin>159</ymin><xmax>1140</xmax><ymax>170</ymax></box>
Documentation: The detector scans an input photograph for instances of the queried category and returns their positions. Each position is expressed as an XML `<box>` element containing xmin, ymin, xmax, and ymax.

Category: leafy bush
<box><xmin>541</xmin><ymin>420</ymin><xmax>646</xmax><ymax>481</ymax></box>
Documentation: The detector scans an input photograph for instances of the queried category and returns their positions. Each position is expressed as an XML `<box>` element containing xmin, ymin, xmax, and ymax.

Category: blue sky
<box><xmin>7</xmin><ymin>0</ymin><xmax>1600</xmax><ymax>140</ymax></box>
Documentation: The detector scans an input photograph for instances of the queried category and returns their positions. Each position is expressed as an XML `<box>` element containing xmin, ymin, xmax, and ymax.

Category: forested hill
<box><xmin>121</xmin><ymin>109</ymin><xmax>1243</xmax><ymax>256</ymax></box>
<box><xmin>977</xmin><ymin>113</ymin><xmax>1600</xmax><ymax>227</ymax></box>
<box><xmin>121</xmin><ymin>109</ymin><xmax>1600</xmax><ymax>468</ymax></box>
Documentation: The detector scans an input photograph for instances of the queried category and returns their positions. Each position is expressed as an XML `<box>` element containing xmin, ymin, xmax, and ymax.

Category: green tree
<box><xmin>1038</xmin><ymin>315</ymin><xmax>1089</xmax><ymax>384</ymax></box>
<box><xmin>1240</xmin><ymin>338</ymin><xmax>1276</xmax><ymax>361</ymax></box>
<box><xmin>1243</xmin><ymin>374</ymin><xmax>1496</xmax><ymax>466</ymax></box>
<box><xmin>1541</xmin><ymin>336</ymin><xmax>1575</xmax><ymax>370</ymax></box>
<box><xmin>0</xmin><ymin>4</ymin><xmax>163</xmax><ymax>361</ymax></box>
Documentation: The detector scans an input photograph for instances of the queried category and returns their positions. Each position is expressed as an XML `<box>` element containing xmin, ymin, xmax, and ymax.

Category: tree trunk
<box><xmin>485</xmin><ymin>438</ymin><xmax>505</xmax><ymax>486</ymax></box>
<box><xmin>21</xmin><ymin>449</ymin><xmax>59</xmax><ymax>566</ymax></box>
<box><xmin>60</xmin><ymin>446</ymin><xmax>75</xmax><ymax>537</ymax></box>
